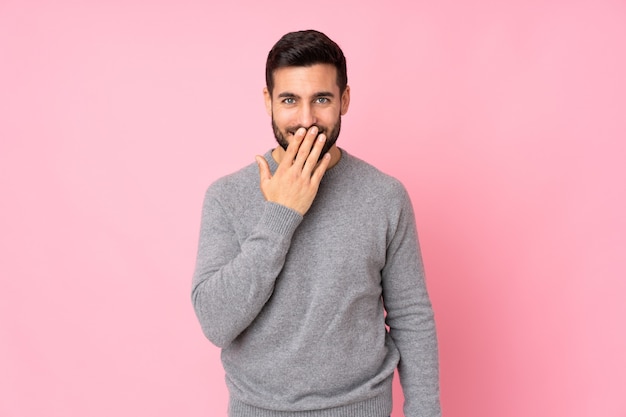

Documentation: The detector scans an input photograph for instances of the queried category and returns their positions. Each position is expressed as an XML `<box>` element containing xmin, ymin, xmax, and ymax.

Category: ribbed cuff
<box><xmin>259</xmin><ymin>201</ymin><xmax>303</xmax><ymax>237</ymax></box>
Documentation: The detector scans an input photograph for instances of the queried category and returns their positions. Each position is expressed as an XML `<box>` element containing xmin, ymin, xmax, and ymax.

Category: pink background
<box><xmin>1</xmin><ymin>1</ymin><xmax>625</xmax><ymax>416</ymax></box>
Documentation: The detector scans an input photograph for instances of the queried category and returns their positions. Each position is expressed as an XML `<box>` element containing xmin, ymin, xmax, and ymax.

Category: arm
<box><xmin>382</xmin><ymin>186</ymin><xmax>441</xmax><ymax>417</ymax></box>
<box><xmin>191</xmin><ymin>126</ymin><xmax>330</xmax><ymax>348</ymax></box>
<box><xmin>191</xmin><ymin>190</ymin><xmax>302</xmax><ymax>348</ymax></box>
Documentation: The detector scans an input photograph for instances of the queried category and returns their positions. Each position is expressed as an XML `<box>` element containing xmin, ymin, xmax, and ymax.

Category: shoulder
<box><xmin>340</xmin><ymin>150</ymin><xmax>410</xmax><ymax>201</ymax></box>
<box><xmin>208</xmin><ymin>161</ymin><xmax>258</xmax><ymax>192</ymax></box>
<box><xmin>333</xmin><ymin>151</ymin><xmax>417</xmax><ymax>238</ymax></box>
<box><xmin>202</xmin><ymin>156</ymin><xmax>264</xmax><ymax>210</ymax></box>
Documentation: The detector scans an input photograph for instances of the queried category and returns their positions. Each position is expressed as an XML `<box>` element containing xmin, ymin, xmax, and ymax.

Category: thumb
<box><xmin>255</xmin><ymin>155</ymin><xmax>271</xmax><ymax>181</ymax></box>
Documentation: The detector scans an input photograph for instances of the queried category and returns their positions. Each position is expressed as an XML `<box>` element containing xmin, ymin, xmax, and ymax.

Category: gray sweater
<box><xmin>192</xmin><ymin>149</ymin><xmax>440</xmax><ymax>417</ymax></box>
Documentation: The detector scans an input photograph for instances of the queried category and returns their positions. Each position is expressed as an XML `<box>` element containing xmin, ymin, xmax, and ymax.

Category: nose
<box><xmin>297</xmin><ymin>103</ymin><xmax>317</xmax><ymax>128</ymax></box>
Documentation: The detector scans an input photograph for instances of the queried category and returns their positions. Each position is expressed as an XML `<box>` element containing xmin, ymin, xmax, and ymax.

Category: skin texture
<box><xmin>256</xmin><ymin>64</ymin><xmax>351</xmax><ymax>215</ymax></box>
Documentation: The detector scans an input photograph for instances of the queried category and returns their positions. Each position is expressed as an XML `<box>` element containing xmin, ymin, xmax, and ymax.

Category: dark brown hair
<box><xmin>265</xmin><ymin>30</ymin><xmax>348</xmax><ymax>96</ymax></box>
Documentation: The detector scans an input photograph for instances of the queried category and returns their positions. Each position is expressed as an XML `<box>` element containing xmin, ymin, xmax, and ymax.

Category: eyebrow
<box><xmin>277</xmin><ymin>91</ymin><xmax>336</xmax><ymax>99</ymax></box>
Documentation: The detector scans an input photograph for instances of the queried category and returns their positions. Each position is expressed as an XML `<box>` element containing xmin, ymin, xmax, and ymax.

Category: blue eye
<box><xmin>282</xmin><ymin>98</ymin><xmax>295</xmax><ymax>104</ymax></box>
<box><xmin>315</xmin><ymin>97</ymin><xmax>329</xmax><ymax>104</ymax></box>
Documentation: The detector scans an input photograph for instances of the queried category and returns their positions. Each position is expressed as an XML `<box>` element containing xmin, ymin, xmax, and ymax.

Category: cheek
<box><xmin>319</xmin><ymin>109</ymin><xmax>341</xmax><ymax>127</ymax></box>
<box><xmin>272</xmin><ymin>109</ymin><xmax>293</xmax><ymax>128</ymax></box>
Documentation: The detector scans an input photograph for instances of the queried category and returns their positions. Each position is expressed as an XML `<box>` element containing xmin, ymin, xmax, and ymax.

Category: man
<box><xmin>192</xmin><ymin>30</ymin><xmax>440</xmax><ymax>417</ymax></box>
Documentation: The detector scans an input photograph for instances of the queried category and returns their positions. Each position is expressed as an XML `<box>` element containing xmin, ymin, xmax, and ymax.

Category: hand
<box><xmin>256</xmin><ymin>126</ymin><xmax>331</xmax><ymax>215</ymax></box>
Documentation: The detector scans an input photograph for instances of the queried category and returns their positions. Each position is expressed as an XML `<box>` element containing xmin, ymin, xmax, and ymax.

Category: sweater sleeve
<box><xmin>191</xmin><ymin>185</ymin><xmax>302</xmax><ymax>348</ymax></box>
<box><xmin>381</xmin><ymin>185</ymin><xmax>441</xmax><ymax>417</ymax></box>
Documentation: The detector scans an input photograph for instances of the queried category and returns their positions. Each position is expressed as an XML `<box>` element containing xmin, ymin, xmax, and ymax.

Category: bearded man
<box><xmin>192</xmin><ymin>29</ymin><xmax>441</xmax><ymax>417</ymax></box>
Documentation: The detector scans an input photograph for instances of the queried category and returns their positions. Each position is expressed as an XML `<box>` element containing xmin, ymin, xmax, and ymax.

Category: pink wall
<box><xmin>1</xmin><ymin>1</ymin><xmax>625</xmax><ymax>416</ymax></box>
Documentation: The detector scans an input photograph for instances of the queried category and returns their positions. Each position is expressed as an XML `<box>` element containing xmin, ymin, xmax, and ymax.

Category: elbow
<box><xmin>191</xmin><ymin>289</ymin><xmax>235</xmax><ymax>349</ymax></box>
<box><xmin>199</xmin><ymin>324</ymin><xmax>234</xmax><ymax>349</ymax></box>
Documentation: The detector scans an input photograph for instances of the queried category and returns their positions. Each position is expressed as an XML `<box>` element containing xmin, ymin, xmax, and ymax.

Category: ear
<box><xmin>263</xmin><ymin>87</ymin><xmax>272</xmax><ymax>116</ymax></box>
<box><xmin>340</xmin><ymin>85</ymin><xmax>351</xmax><ymax>115</ymax></box>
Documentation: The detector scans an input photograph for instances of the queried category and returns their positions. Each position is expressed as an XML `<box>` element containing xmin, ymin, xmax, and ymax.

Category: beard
<box><xmin>271</xmin><ymin>114</ymin><xmax>342</xmax><ymax>162</ymax></box>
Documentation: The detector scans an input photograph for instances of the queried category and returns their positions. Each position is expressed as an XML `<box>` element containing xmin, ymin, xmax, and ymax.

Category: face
<box><xmin>264</xmin><ymin>64</ymin><xmax>350</xmax><ymax>159</ymax></box>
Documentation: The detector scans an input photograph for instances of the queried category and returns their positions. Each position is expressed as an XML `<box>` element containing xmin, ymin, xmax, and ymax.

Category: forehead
<box><xmin>271</xmin><ymin>64</ymin><xmax>339</xmax><ymax>96</ymax></box>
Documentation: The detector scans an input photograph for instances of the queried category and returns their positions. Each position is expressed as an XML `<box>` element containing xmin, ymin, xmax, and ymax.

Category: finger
<box><xmin>310</xmin><ymin>152</ymin><xmax>331</xmax><ymax>184</ymax></box>
<box><xmin>255</xmin><ymin>155</ymin><xmax>271</xmax><ymax>182</ymax></box>
<box><xmin>283</xmin><ymin>127</ymin><xmax>307</xmax><ymax>166</ymax></box>
<box><xmin>302</xmin><ymin>133</ymin><xmax>326</xmax><ymax>175</ymax></box>
<box><xmin>294</xmin><ymin>126</ymin><xmax>318</xmax><ymax>167</ymax></box>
